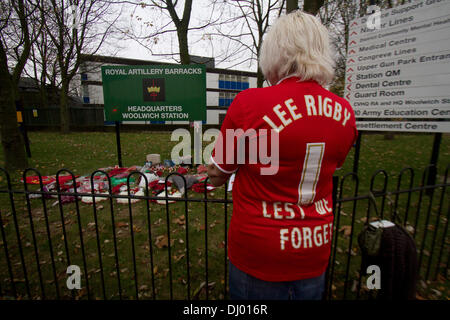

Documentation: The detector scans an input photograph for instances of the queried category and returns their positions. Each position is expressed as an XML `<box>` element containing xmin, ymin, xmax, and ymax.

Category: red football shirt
<box><xmin>211</xmin><ymin>77</ymin><xmax>357</xmax><ymax>281</ymax></box>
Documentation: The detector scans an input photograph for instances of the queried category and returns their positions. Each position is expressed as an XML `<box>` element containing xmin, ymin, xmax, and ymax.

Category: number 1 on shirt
<box><xmin>298</xmin><ymin>143</ymin><xmax>325</xmax><ymax>205</ymax></box>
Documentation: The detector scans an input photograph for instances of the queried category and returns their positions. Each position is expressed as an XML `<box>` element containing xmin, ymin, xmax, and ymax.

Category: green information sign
<box><xmin>101</xmin><ymin>65</ymin><xmax>206</xmax><ymax>122</ymax></box>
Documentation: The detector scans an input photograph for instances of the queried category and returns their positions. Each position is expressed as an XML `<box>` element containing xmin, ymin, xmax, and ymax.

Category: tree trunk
<box><xmin>286</xmin><ymin>0</ymin><xmax>298</xmax><ymax>13</ymax></box>
<box><xmin>0</xmin><ymin>76</ymin><xmax>28</xmax><ymax>171</ymax></box>
<box><xmin>60</xmin><ymin>79</ymin><xmax>70</xmax><ymax>133</ymax></box>
<box><xmin>40</xmin><ymin>82</ymin><xmax>49</xmax><ymax>108</ymax></box>
<box><xmin>39</xmin><ymin>61</ymin><xmax>49</xmax><ymax>108</ymax></box>
<box><xmin>0</xmin><ymin>0</ymin><xmax>31</xmax><ymax>171</ymax></box>
<box><xmin>303</xmin><ymin>0</ymin><xmax>325</xmax><ymax>15</ymax></box>
<box><xmin>177</xmin><ymin>27</ymin><xmax>191</xmax><ymax>65</ymax></box>
<box><xmin>257</xmin><ymin>69</ymin><xmax>264</xmax><ymax>88</ymax></box>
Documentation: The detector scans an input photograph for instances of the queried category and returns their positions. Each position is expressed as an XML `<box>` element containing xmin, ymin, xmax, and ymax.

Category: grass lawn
<box><xmin>0</xmin><ymin>130</ymin><xmax>449</xmax><ymax>300</ymax></box>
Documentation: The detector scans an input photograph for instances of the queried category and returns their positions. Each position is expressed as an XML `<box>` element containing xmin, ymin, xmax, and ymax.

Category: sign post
<box><xmin>427</xmin><ymin>132</ymin><xmax>442</xmax><ymax>195</ymax></box>
<box><xmin>353</xmin><ymin>132</ymin><xmax>362</xmax><ymax>176</ymax></box>
<box><xmin>115</xmin><ymin>121</ymin><xmax>123</xmax><ymax>168</ymax></box>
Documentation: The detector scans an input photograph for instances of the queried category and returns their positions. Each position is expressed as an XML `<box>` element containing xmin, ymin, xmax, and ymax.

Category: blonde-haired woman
<box><xmin>208</xmin><ymin>10</ymin><xmax>357</xmax><ymax>300</ymax></box>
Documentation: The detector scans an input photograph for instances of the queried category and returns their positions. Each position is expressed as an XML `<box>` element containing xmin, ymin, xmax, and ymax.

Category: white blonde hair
<box><xmin>259</xmin><ymin>10</ymin><xmax>334</xmax><ymax>86</ymax></box>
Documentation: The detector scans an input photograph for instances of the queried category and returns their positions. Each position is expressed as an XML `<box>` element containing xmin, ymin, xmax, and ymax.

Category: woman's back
<box><xmin>211</xmin><ymin>77</ymin><xmax>357</xmax><ymax>281</ymax></box>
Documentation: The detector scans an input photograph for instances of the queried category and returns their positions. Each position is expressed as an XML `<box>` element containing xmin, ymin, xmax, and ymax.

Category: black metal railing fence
<box><xmin>0</xmin><ymin>165</ymin><xmax>448</xmax><ymax>300</ymax></box>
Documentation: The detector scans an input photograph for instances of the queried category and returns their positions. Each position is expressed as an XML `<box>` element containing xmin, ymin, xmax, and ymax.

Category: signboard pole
<box><xmin>427</xmin><ymin>132</ymin><xmax>442</xmax><ymax>195</ymax></box>
<box><xmin>115</xmin><ymin>121</ymin><xmax>123</xmax><ymax>167</ymax></box>
<box><xmin>353</xmin><ymin>132</ymin><xmax>362</xmax><ymax>176</ymax></box>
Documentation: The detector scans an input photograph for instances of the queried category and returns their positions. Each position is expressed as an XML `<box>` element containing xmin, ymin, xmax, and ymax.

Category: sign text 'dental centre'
<box><xmin>102</xmin><ymin>65</ymin><xmax>206</xmax><ymax>122</ymax></box>
<box><xmin>344</xmin><ymin>0</ymin><xmax>450</xmax><ymax>133</ymax></box>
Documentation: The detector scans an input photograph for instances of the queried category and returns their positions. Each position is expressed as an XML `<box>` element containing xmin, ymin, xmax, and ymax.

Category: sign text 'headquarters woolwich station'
<box><xmin>101</xmin><ymin>65</ymin><xmax>206</xmax><ymax>122</ymax></box>
<box><xmin>344</xmin><ymin>0</ymin><xmax>450</xmax><ymax>133</ymax></box>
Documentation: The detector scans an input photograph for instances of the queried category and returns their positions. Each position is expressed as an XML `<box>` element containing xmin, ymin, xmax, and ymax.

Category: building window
<box><xmin>219</xmin><ymin>113</ymin><xmax>226</xmax><ymax>124</ymax></box>
<box><xmin>230</xmin><ymin>75</ymin><xmax>236</xmax><ymax>89</ymax></box>
<box><xmin>219</xmin><ymin>91</ymin><xmax>225</xmax><ymax>106</ymax></box>
<box><xmin>81</xmin><ymin>73</ymin><xmax>88</xmax><ymax>81</ymax></box>
<box><xmin>218</xmin><ymin>73</ymin><xmax>250</xmax><ymax>92</ymax></box>
<box><xmin>242</xmin><ymin>76</ymin><xmax>249</xmax><ymax>89</ymax></box>
<box><xmin>219</xmin><ymin>74</ymin><xmax>225</xmax><ymax>89</ymax></box>
<box><xmin>225</xmin><ymin>74</ymin><xmax>232</xmax><ymax>89</ymax></box>
<box><xmin>225</xmin><ymin>92</ymin><xmax>235</xmax><ymax>106</ymax></box>
<box><xmin>217</xmin><ymin>73</ymin><xmax>251</xmax><ymax>107</ymax></box>
<box><xmin>82</xmin><ymin>85</ymin><xmax>89</xmax><ymax>97</ymax></box>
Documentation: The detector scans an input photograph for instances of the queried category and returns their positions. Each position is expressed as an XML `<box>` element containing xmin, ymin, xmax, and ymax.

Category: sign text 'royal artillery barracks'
<box><xmin>101</xmin><ymin>65</ymin><xmax>206</xmax><ymax>122</ymax></box>
<box><xmin>344</xmin><ymin>0</ymin><xmax>450</xmax><ymax>133</ymax></box>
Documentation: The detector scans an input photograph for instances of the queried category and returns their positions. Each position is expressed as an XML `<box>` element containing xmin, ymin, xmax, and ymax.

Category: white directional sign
<box><xmin>344</xmin><ymin>0</ymin><xmax>450</xmax><ymax>132</ymax></box>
